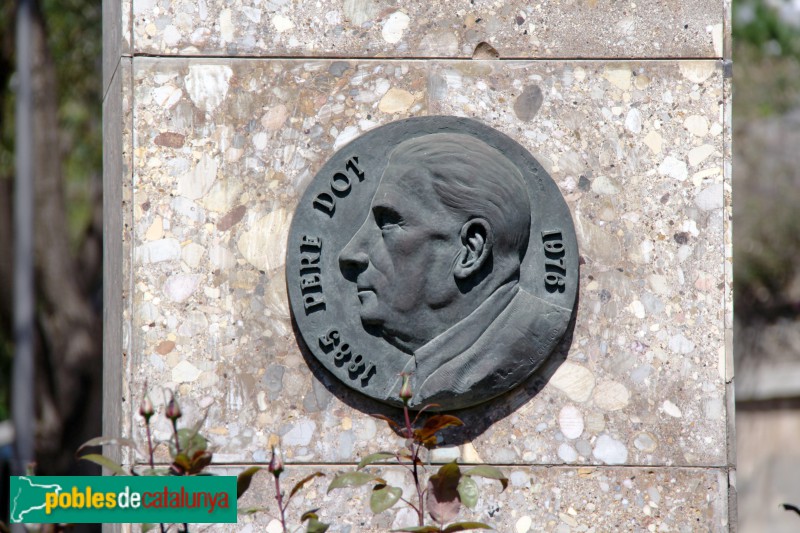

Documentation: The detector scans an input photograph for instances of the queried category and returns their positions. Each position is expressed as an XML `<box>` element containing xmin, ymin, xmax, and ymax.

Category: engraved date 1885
<box><xmin>319</xmin><ymin>328</ymin><xmax>377</xmax><ymax>386</ymax></box>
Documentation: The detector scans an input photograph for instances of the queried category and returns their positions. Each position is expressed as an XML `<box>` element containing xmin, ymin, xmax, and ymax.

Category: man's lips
<box><xmin>356</xmin><ymin>285</ymin><xmax>375</xmax><ymax>301</ymax></box>
<box><xmin>356</xmin><ymin>282</ymin><xmax>374</xmax><ymax>292</ymax></box>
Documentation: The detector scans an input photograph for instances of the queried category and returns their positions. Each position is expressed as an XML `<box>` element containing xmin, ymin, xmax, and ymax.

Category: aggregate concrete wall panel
<box><xmin>129</xmin><ymin>0</ymin><xmax>722</xmax><ymax>59</ymax></box>
<box><xmin>127</xmin><ymin>57</ymin><xmax>728</xmax><ymax>468</ymax></box>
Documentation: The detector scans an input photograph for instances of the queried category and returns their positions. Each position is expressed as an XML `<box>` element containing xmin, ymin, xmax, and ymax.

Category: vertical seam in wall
<box><xmin>724</xmin><ymin>0</ymin><xmax>731</xmax><ymax>61</ymax></box>
<box><xmin>125</xmin><ymin>55</ymin><xmax>135</xmax><ymax>454</ymax></box>
<box><xmin>128</xmin><ymin>0</ymin><xmax>134</xmax><ymax>60</ymax></box>
<box><xmin>102</xmin><ymin>57</ymin><xmax>122</xmax><ymax>103</ymax></box>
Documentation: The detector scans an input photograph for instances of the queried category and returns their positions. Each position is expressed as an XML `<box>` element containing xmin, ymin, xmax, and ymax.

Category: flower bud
<box><xmin>165</xmin><ymin>390</ymin><xmax>182</xmax><ymax>422</ymax></box>
<box><xmin>398</xmin><ymin>372</ymin><xmax>413</xmax><ymax>404</ymax></box>
<box><xmin>139</xmin><ymin>392</ymin><xmax>154</xmax><ymax>423</ymax></box>
<box><xmin>268</xmin><ymin>445</ymin><xmax>284</xmax><ymax>478</ymax></box>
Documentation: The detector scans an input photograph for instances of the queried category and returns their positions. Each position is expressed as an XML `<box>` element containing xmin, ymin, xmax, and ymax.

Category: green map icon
<box><xmin>10</xmin><ymin>477</ymin><xmax>64</xmax><ymax>523</ymax></box>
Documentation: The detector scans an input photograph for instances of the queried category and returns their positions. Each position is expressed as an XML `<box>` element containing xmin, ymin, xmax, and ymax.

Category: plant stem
<box><xmin>171</xmin><ymin>419</ymin><xmax>181</xmax><ymax>455</ymax></box>
<box><xmin>145</xmin><ymin>419</ymin><xmax>155</xmax><ymax>470</ymax></box>
<box><xmin>145</xmin><ymin>419</ymin><xmax>166</xmax><ymax>533</ymax></box>
<box><xmin>275</xmin><ymin>475</ymin><xmax>287</xmax><ymax>532</ymax></box>
<box><xmin>414</xmin><ymin>442</ymin><xmax>425</xmax><ymax>526</ymax></box>
<box><xmin>404</xmin><ymin>403</ymin><xmax>424</xmax><ymax>526</ymax></box>
<box><xmin>403</xmin><ymin>403</ymin><xmax>413</xmax><ymax>439</ymax></box>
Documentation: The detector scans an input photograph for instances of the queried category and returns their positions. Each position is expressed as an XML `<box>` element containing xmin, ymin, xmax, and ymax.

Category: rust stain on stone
<box><xmin>472</xmin><ymin>41</ymin><xmax>499</xmax><ymax>59</ymax></box>
<box><xmin>217</xmin><ymin>204</ymin><xmax>247</xmax><ymax>231</ymax></box>
<box><xmin>154</xmin><ymin>132</ymin><xmax>186</xmax><ymax>148</ymax></box>
<box><xmin>155</xmin><ymin>340</ymin><xmax>175</xmax><ymax>355</ymax></box>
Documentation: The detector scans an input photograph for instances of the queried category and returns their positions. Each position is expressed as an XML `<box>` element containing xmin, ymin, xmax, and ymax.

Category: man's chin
<box><xmin>359</xmin><ymin>314</ymin><xmax>416</xmax><ymax>355</ymax></box>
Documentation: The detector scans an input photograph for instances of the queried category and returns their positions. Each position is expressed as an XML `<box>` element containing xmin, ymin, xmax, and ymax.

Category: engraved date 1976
<box><xmin>542</xmin><ymin>229</ymin><xmax>566</xmax><ymax>293</ymax></box>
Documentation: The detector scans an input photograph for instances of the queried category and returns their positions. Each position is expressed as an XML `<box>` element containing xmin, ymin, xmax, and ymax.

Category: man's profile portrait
<box><xmin>337</xmin><ymin>133</ymin><xmax>569</xmax><ymax>408</ymax></box>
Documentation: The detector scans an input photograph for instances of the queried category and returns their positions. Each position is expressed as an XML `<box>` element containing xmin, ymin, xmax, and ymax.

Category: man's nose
<box><xmin>338</xmin><ymin>225</ymin><xmax>370</xmax><ymax>283</ymax></box>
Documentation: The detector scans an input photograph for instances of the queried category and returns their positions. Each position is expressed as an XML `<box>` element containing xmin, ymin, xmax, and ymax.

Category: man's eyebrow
<box><xmin>371</xmin><ymin>201</ymin><xmax>395</xmax><ymax>211</ymax></box>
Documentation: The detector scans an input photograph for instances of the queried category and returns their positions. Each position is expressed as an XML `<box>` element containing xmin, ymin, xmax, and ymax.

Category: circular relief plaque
<box><xmin>287</xmin><ymin>116</ymin><xmax>577</xmax><ymax>410</ymax></box>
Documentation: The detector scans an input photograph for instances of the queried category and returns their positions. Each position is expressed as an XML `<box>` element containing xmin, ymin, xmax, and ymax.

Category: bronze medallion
<box><xmin>286</xmin><ymin>116</ymin><xmax>577</xmax><ymax>410</ymax></box>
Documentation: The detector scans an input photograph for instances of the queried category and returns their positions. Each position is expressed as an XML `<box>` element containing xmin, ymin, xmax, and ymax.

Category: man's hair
<box><xmin>388</xmin><ymin>133</ymin><xmax>531</xmax><ymax>261</ymax></box>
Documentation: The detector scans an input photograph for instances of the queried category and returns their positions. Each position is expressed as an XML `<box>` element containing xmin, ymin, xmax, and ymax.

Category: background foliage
<box><xmin>733</xmin><ymin>0</ymin><xmax>800</xmax><ymax>342</ymax></box>
<box><xmin>0</xmin><ymin>0</ymin><xmax>102</xmax><ymax>477</ymax></box>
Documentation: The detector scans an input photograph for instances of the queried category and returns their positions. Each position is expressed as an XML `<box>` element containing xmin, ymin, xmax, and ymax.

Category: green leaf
<box><xmin>301</xmin><ymin>510</ymin><xmax>331</xmax><ymax>533</ymax></box>
<box><xmin>237</xmin><ymin>467</ymin><xmax>263</xmax><ymax>498</ymax></box>
<box><xmin>457</xmin><ymin>475</ymin><xmax>479</xmax><ymax>509</ymax></box>
<box><xmin>305</xmin><ymin>518</ymin><xmax>330</xmax><ymax>533</ymax></box>
<box><xmin>357</xmin><ymin>452</ymin><xmax>396</xmax><ymax>470</ymax></box>
<box><xmin>141</xmin><ymin>524</ymin><xmax>156</xmax><ymax>533</ymax></box>
<box><xmin>301</xmin><ymin>509</ymin><xmax>322</xmax><ymax>521</ymax></box>
<box><xmin>77</xmin><ymin>436</ymin><xmax>140</xmax><ymax>456</ymax></box>
<box><xmin>237</xmin><ymin>507</ymin><xmax>269</xmax><ymax>515</ymax></box>
<box><xmin>171</xmin><ymin>453</ymin><xmax>192</xmax><ymax>474</ymax></box>
<box><xmin>78</xmin><ymin>454</ymin><xmax>127</xmax><ymax>475</ymax></box>
<box><xmin>370</xmin><ymin>484</ymin><xmax>402</xmax><ymax>513</ymax></box>
<box><xmin>442</xmin><ymin>522</ymin><xmax>493</xmax><ymax>532</ymax></box>
<box><xmin>170</xmin><ymin>428</ymin><xmax>208</xmax><ymax>458</ymax></box>
<box><xmin>390</xmin><ymin>527</ymin><xmax>440</xmax><ymax>532</ymax></box>
<box><xmin>289</xmin><ymin>472</ymin><xmax>325</xmax><ymax>500</ymax></box>
<box><xmin>462</xmin><ymin>466</ymin><xmax>508</xmax><ymax>490</ymax></box>
<box><xmin>327</xmin><ymin>471</ymin><xmax>384</xmax><ymax>493</ymax></box>
<box><xmin>137</xmin><ymin>467</ymin><xmax>170</xmax><ymax>476</ymax></box>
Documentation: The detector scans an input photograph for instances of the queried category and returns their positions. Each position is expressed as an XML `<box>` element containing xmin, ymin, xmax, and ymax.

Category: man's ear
<box><xmin>454</xmin><ymin>218</ymin><xmax>493</xmax><ymax>280</ymax></box>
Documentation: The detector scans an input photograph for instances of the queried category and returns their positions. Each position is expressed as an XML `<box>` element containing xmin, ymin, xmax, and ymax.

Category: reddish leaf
<box><xmin>411</xmin><ymin>403</ymin><xmax>442</xmax><ymax>426</ymax></box>
<box><xmin>371</xmin><ymin>413</ymin><xmax>401</xmax><ymax>430</ymax></box>
<box><xmin>417</xmin><ymin>415</ymin><xmax>464</xmax><ymax>442</ymax></box>
<box><xmin>237</xmin><ymin>467</ymin><xmax>263</xmax><ymax>498</ymax></box>
<box><xmin>413</xmin><ymin>433</ymin><xmax>439</xmax><ymax>449</ymax></box>
<box><xmin>397</xmin><ymin>451</ymin><xmax>424</xmax><ymax>466</ymax></box>
<box><xmin>426</xmin><ymin>461</ymin><xmax>462</xmax><ymax>524</ymax></box>
<box><xmin>290</xmin><ymin>472</ymin><xmax>325</xmax><ymax>500</ymax></box>
<box><xmin>188</xmin><ymin>451</ymin><xmax>213</xmax><ymax>474</ymax></box>
<box><xmin>442</xmin><ymin>522</ymin><xmax>493</xmax><ymax>532</ymax></box>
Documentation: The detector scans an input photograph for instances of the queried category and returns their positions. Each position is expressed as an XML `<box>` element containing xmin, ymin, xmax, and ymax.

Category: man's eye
<box><xmin>373</xmin><ymin>207</ymin><xmax>402</xmax><ymax>229</ymax></box>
